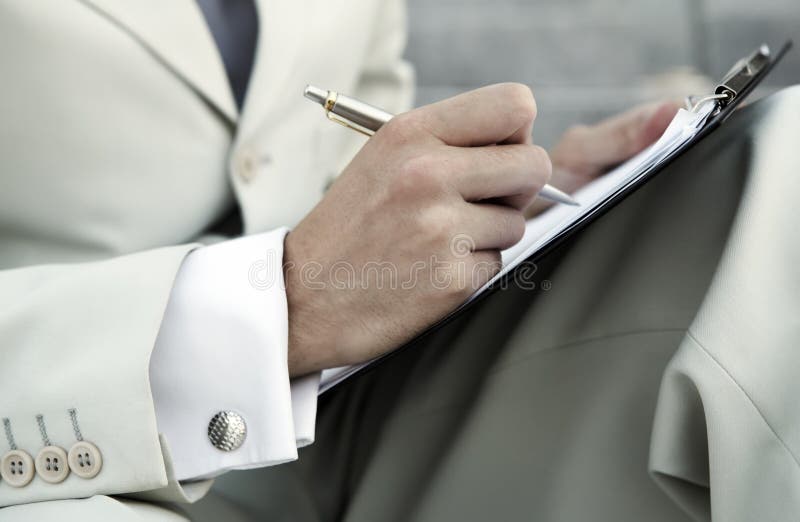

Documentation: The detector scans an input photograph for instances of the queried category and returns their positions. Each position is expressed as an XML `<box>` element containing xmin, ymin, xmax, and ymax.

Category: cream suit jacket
<box><xmin>0</xmin><ymin>0</ymin><xmax>412</xmax><ymax>508</ymax></box>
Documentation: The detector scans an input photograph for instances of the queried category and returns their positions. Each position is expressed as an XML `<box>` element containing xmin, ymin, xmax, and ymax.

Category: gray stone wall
<box><xmin>405</xmin><ymin>0</ymin><xmax>800</xmax><ymax>148</ymax></box>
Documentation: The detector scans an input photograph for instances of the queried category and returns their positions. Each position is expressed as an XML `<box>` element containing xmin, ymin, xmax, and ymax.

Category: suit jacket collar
<box><xmin>77</xmin><ymin>0</ymin><xmax>307</xmax><ymax>140</ymax></box>
<box><xmin>78</xmin><ymin>0</ymin><xmax>239</xmax><ymax>123</ymax></box>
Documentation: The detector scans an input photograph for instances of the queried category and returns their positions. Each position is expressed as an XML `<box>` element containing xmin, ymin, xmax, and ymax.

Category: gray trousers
<box><xmin>8</xmin><ymin>88</ymin><xmax>800</xmax><ymax>522</ymax></box>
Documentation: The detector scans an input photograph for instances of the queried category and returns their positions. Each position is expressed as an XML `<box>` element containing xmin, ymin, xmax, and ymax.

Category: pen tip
<box><xmin>304</xmin><ymin>85</ymin><xmax>328</xmax><ymax>105</ymax></box>
<box><xmin>540</xmin><ymin>184</ymin><xmax>580</xmax><ymax>206</ymax></box>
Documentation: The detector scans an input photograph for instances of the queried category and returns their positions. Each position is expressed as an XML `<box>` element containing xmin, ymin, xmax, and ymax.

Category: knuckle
<box><xmin>483</xmin><ymin>251</ymin><xmax>504</xmax><ymax>277</ymax></box>
<box><xmin>424</xmin><ymin>207</ymin><xmax>451</xmax><ymax>240</ymax></box>
<box><xmin>519</xmin><ymin>146</ymin><xmax>551</xmax><ymax>191</ymax></box>
<box><xmin>503</xmin><ymin>83</ymin><xmax>537</xmax><ymax>121</ymax></box>
<box><xmin>561</xmin><ymin>124</ymin><xmax>590</xmax><ymax>149</ymax></box>
<box><xmin>385</xmin><ymin>156</ymin><xmax>440</xmax><ymax>206</ymax></box>
<box><xmin>492</xmin><ymin>144</ymin><xmax>524</xmax><ymax>167</ymax></box>
<box><xmin>458</xmin><ymin>283</ymin><xmax>476</xmax><ymax>299</ymax></box>
<box><xmin>392</xmin><ymin>154</ymin><xmax>442</xmax><ymax>196</ymax></box>
<box><xmin>508</xmin><ymin>211</ymin><xmax>526</xmax><ymax>244</ymax></box>
<box><xmin>418</xmin><ymin>203</ymin><xmax>457</xmax><ymax>243</ymax></box>
<box><xmin>565</xmin><ymin>124</ymin><xmax>590</xmax><ymax>139</ymax></box>
<box><xmin>483</xmin><ymin>250</ymin><xmax>503</xmax><ymax>270</ymax></box>
<box><xmin>621</xmin><ymin>117</ymin><xmax>643</xmax><ymax>150</ymax></box>
<box><xmin>449</xmin><ymin>268</ymin><xmax>475</xmax><ymax>297</ymax></box>
<box><xmin>379</xmin><ymin>112</ymin><xmax>421</xmax><ymax>144</ymax></box>
<box><xmin>531</xmin><ymin>145</ymin><xmax>553</xmax><ymax>183</ymax></box>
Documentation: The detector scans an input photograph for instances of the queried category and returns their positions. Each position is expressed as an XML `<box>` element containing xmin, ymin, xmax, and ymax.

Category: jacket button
<box><xmin>35</xmin><ymin>446</ymin><xmax>70</xmax><ymax>483</ymax></box>
<box><xmin>208</xmin><ymin>411</ymin><xmax>247</xmax><ymax>451</ymax></box>
<box><xmin>68</xmin><ymin>441</ymin><xmax>102</xmax><ymax>479</ymax></box>
<box><xmin>0</xmin><ymin>449</ymin><xmax>35</xmax><ymax>487</ymax></box>
<box><xmin>237</xmin><ymin>151</ymin><xmax>257</xmax><ymax>183</ymax></box>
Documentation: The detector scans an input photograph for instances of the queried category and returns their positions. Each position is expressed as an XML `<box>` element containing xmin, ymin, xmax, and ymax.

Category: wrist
<box><xmin>284</xmin><ymin>232</ymin><xmax>343</xmax><ymax>376</ymax></box>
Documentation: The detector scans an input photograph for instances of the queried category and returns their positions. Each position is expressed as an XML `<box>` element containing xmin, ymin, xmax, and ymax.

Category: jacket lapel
<box><xmin>236</xmin><ymin>0</ymin><xmax>305</xmax><ymax>141</ymax></box>
<box><xmin>78</xmin><ymin>0</ymin><xmax>238</xmax><ymax>123</ymax></box>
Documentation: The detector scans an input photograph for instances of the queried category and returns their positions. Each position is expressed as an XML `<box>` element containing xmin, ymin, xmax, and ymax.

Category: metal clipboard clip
<box><xmin>686</xmin><ymin>44</ymin><xmax>772</xmax><ymax>114</ymax></box>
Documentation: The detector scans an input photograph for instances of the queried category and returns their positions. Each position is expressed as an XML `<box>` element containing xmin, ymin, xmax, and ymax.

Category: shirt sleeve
<box><xmin>148</xmin><ymin>228</ymin><xmax>319</xmax><ymax>481</ymax></box>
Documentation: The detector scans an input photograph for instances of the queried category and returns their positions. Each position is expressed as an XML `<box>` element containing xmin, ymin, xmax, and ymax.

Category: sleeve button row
<box><xmin>0</xmin><ymin>442</ymin><xmax>102</xmax><ymax>487</ymax></box>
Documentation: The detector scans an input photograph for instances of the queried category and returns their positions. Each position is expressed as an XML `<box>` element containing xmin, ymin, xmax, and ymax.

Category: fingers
<box><xmin>594</xmin><ymin>100</ymin><xmax>682</xmax><ymax>164</ymax></box>
<box><xmin>411</xmin><ymin>83</ymin><xmax>538</xmax><ymax>147</ymax></box>
<box><xmin>443</xmin><ymin>144</ymin><xmax>552</xmax><ymax>210</ymax></box>
<box><xmin>640</xmin><ymin>100</ymin><xmax>684</xmax><ymax>146</ymax></box>
<box><xmin>552</xmin><ymin>100</ymin><xmax>682</xmax><ymax>176</ymax></box>
<box><xmin>443</xmin><ymin>204</ymin><xmax>518</xmax><ymax>293</ymax></box>
<box><xmin>449</xmin><ymin>207</ymin><xmax>517</xmax><ymax>292</ymax></box>
<box><xmin>456</xmin><ymin>202</ymin><xmax>526</xmax><ymax>251</ymax></box>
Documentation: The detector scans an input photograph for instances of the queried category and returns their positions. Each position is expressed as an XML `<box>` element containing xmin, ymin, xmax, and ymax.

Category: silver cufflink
<box><xmin>208</xmin><ymin>411</ymin><xmax>247</xmax><ymax>451</ymax></box>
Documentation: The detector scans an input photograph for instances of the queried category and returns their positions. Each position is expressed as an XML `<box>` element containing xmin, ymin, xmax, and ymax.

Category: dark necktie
<box><xmin>196</xmin><ymin>0</ymin><xmax>259</xmax><ymax>110</ymax></box>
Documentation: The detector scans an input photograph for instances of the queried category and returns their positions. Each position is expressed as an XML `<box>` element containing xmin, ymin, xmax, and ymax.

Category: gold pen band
<box><xmin>323</xmin><ymin>90</ymin><xmax>375</xmax><ymax>137</ymax></box>
<box><xmin>324</xmin><ymin>91</ymin><xmax>337</xmax><ymax>113</ymax></box>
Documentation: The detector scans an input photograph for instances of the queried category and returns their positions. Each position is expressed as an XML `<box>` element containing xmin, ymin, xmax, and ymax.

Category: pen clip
<box><xmin>324</xmin><ymin>91</ymin><xmax>375</xmax><ymax>137</ymax></box>
<box><xmin>326</xmin><ymin>111</ymin><xmax>375</xmax><ymax>137</ymax></box>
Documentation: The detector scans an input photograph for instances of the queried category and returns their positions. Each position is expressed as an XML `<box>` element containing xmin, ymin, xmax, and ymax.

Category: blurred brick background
<box><xmin>404</xmin><ymin>0</ymin><xmax>800</xmax><ymax>148</ymax></box>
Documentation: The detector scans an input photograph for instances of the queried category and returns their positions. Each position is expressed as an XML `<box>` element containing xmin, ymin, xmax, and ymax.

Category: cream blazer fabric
<box><xmin>0</xmin><ymin>0</ymin><xmax>412</xmax><ymax>507</ymax></box>
<box><xmin>649</xmin><ymin>89</ymin><xmax>800</xmax><ymax>521</ymax></box>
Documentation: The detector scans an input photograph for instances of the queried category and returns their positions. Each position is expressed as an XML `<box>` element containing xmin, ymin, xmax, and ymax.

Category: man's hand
<box><xmin>526</xmin><ymin>100</ymin><xmax>683</xmax><ymax>217</ymax></box>
<box><xmin>285</xmin><ymin>84</ymin><xmax>551</xmax><ymax>376</ymax></box>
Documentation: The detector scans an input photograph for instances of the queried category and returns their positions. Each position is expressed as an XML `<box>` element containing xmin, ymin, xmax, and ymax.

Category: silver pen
<box><xmin>304</xmin><ymin>85</ymin><xmax>579</xmax><ymax>206</ymax></box>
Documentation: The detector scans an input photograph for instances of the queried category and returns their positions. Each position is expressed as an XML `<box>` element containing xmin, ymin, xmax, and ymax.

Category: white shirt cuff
<box><xmin>290</xmin><ymin>372</ymin><xmax>320</xmax><ymax>448</ymax></box>
<box><xmin>149</xmin><ymin>228</ymin><xmax>319</xmax><ymax>481</ymax></box>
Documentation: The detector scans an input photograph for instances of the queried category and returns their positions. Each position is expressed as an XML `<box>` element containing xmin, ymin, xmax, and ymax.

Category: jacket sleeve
<box><xmin>0</xmin><ymin>244</ymin><xmax>198</xmax><ymax>507</ymax></box>
<box><xmin>648</xmin><ymin>87</ymin><xmax>800</xmax><ymax>522</ymax></box>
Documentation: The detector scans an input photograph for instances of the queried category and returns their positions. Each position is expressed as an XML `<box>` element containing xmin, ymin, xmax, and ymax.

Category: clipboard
<box><xmin>319</xmin><ymin>40</ymin><xmax>793</xmax><ymax>396</ymax></box>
